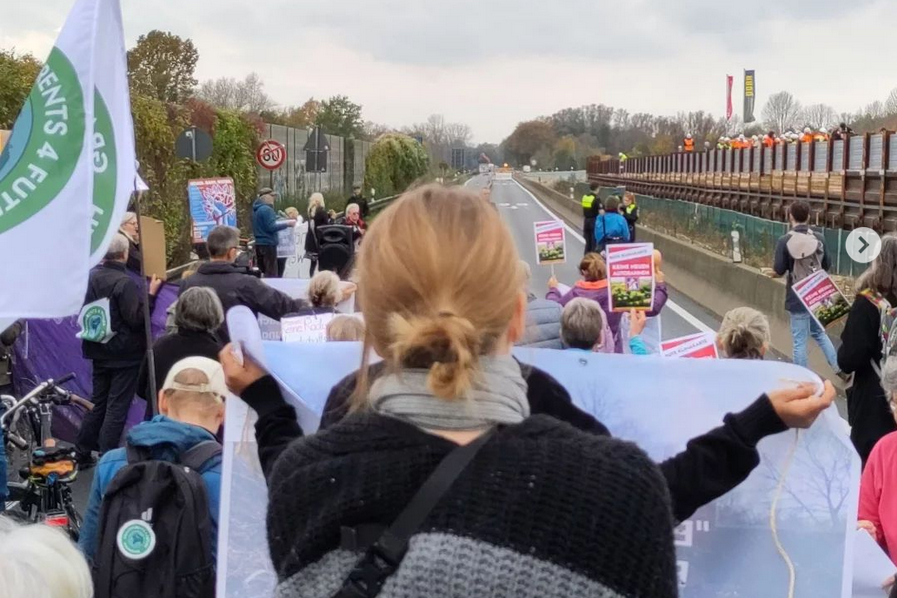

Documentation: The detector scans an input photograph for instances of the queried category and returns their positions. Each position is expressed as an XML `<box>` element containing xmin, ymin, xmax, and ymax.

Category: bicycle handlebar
<box><xmin>0</xmin><ymin>373</ymin><xmax>77</xmax><ymax>429</ymax></box>
<box><xmin>54</xmin><ymin>373</ymin><xmax>75</xmax><ymax>386</ymax></box>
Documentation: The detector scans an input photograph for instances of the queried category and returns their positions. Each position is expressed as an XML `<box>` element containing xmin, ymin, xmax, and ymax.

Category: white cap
<box><xmin>686</xmin><ymin>134</ymin><xmax>693</xmax><ymax>139</ymax></box>
<box><xmin>162</xmin><ymin>357</ymin><xmax>227</xmax><ymax>402</ymax></box>
<box><xmin>804</xmin><ymin>127</ymin><xmax>811</xmax><ymax>133</ymax></box>
<box><xmin>820</xmin><ymin>127</ymin><xmax>828</xmax><ymax>133</ymax></box>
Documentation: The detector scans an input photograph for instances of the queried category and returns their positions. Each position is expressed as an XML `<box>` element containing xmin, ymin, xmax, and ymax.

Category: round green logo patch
<box><xmin>0</xmin><ymin>47</ymin><xmax>86</xmax><ymax>234</ymax></box>
<box><xmin>82</xmin><ymin>305</ymin><xmax>107</xmax><ymax>340</ymax></box>
<box><xmin>116</xmin><ymin>519</ymin><xmax>156</xmax><ymax>560</ymax></box>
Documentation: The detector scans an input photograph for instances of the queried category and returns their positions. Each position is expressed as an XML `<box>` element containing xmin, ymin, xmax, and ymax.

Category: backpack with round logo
<box><xmin>91</xmin><ymin>441</ymin><xmax>221</xmax><ymax>598</ymax></box>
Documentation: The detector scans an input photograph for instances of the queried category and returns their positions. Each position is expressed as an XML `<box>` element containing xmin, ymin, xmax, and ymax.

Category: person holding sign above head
<box><xmin>839</xmin><ymin>235</ymin><xmax>897</xmax><ymax>465</ymax></box>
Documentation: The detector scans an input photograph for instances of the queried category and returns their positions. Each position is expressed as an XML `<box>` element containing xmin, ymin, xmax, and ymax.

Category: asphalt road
<box><xmin>466</xmin><ymin>174</ymin><xmax>722</xmax><ymax>342</ymax></box>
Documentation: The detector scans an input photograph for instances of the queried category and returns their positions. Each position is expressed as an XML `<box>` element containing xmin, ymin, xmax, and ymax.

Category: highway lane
<box><xmin>466</xmin><ymin>174</ymin><xmax>721</xmax><ymax>342</ymax></box>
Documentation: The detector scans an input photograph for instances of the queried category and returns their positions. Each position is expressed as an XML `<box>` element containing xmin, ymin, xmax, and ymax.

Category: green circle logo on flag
<box><xmin>91</xmin><ymin>91</ymin><xmax>117</xmax><ymax>254</ymax></box>
<box><xmin>0</xmin><ymin>47</ymin><xmax>86</xmax><ymax>235</ymax></box>
<box><xmin>116</xmin><ymin>519</ymin><xmax>156</xmax><ymax>560</ymax></box>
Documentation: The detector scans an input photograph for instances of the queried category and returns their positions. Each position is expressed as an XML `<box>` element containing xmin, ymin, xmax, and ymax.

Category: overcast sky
<box><xmin>4</xmin><ymin>0</ymin><xmax>897</xmax><ymax>143</ymax></box>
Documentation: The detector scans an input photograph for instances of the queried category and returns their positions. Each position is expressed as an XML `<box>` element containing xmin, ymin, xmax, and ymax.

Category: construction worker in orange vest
<box><xmin>814</xmin><ymin>128</ymin><xmax>830</xmax><ymax>142</ymax></box>
<box><xmin>683</xmin><ymin>134</ymin><xmax>695</xmax><ymax>152</ymax></box>
<box><xmin>800</xmin><ymin>128</ymin><xmax>815</xmax><ymax>143</ymax></box>
<box><xmin>763</xmin><ymin>131</ymin><xmax>776</xmax><ymax>148</ymax></box>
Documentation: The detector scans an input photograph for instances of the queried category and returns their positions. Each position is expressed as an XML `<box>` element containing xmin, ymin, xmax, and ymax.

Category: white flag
<box><xmin>88</xmin><ymin>0</ymin><xmax>137</xmax><ymax>266</ymax></box>
<box><xmin>0</xmin><ymin>0</ymin><xmax>99</xmax><ymax>317</ymax></box>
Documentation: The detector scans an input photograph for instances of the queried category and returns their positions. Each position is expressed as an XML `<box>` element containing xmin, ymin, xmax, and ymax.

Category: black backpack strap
<box><xmin>333</xmin><ymin>429</ymin><xmax>495</xmax><ymax>598</ymax></box>
<box><xmin>180</xmin><ymin>440</ymin><xmax>223</xmax><ymax>472</ymax></box>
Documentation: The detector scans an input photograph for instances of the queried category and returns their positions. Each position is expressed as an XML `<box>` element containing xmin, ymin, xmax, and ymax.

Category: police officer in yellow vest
<box><xmin>582</xmin><ymin>182</ymin><xmax>603</xmax><ymax>254</ymax></box>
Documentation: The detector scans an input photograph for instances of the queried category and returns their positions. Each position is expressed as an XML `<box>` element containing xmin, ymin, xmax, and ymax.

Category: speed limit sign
<box><xmin>256</xmin><ymin>139</ymin><xmax>286</xmax><ymax>170</ymax></box>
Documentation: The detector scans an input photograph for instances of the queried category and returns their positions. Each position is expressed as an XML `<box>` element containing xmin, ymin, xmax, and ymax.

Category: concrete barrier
<box><xmin>516</xmin><ymin>175</ymin><xmax>844</xmax><ymax>376</ymax></box>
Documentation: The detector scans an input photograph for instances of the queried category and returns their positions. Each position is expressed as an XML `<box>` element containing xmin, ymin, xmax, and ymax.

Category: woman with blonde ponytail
<box><xmin>221</xmin><ymin>184</ymin><xmax>681</xmax><ymax>598</ymax></box>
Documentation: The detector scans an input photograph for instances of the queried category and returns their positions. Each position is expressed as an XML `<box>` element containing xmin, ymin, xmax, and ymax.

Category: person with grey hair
<box><xmin>76</xmin><ymin>234</ymin><xmax>163</xmax><ymax>465</ymax></box>
<box><xmin>119</xmin><ymin>211</ymin><xmax>143</xmax><ymax>273</ymax></box>
<box><xmin>181</xmin><ymin>226</ymin><xmax>310</xmax><ymax>342</ymax></box>
<box><xmin>137</xmin><ymin>287</ymin><xmax>225</xmax><ymax>418</ymax></box>
<box><xmin>516</xmin><ymin>260</ymin><xmax>563</xmax><ymax>350</ymax></box>
<box><xmin>839</xmin><ymin>234</ymin><xmax>897</xmax><ymax>464</ymax></box>
<box><xmin>252</xmin><ymin>187</ymin><xmax>296</xmax><ymax>278</ymax></box>
<box><xmin>0</xmin><ymin>518</ymin><xmax>93</xmax><ymax>598</ymax></box>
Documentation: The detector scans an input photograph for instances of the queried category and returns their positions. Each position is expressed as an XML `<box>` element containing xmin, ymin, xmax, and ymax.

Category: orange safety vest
<box><xmin>800</xmin><ymin>133</ymin><xmax>814</xmax><ymax>143</ymax></box>
<box><xmin>814</xmin><ymin>134</ymin><xmax>830</xmax><ymax>142</ymax></box>
<box><xmin>684</xmin><ymin>138</ymin><xmax>695</xmax><ymax>152</ymax></box>
<box><xmin>763</xmin><ymin>137</ymin><xmax>775</xmax><ymax>148</ymax></box>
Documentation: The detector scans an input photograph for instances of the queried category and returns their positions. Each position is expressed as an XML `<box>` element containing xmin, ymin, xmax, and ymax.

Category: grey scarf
<box><xmin>369</xmin><ymin>355</ymin><xmax>529</xmax><ymax>431</ymax></box>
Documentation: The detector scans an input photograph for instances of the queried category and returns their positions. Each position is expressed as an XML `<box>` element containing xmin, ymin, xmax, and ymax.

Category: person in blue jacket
<box><xmin>594</xmin><ymin>195</ymin><xmax>631</xmax><ymax>252</ymax></box>
<box><xmin>251</xmin><ymin>188</ymin><xmax>295</xmax><ymax>278</ymax></box>
<box><xmin>79</xmin><ymin>357</ymin><xmax>225</xmax><ymax>563</ymax></box>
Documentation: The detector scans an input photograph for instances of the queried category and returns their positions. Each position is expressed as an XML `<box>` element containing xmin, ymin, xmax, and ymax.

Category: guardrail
<box><xmin>588</xmin><ymin>132</ymin><xmax>897</xmax><ymax>232</ymax></box>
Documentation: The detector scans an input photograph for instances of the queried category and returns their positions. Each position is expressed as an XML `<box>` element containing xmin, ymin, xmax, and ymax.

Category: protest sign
<box><xmin>534</xmin><ymin>220</ymin><xmax>566</xmax><ymax>265</ymax></box>
<box><xmin>257</xmin><ymin>278</ymin><xmax>354</xmax><ymax>340</ymax></box>
<box><xmin>276</xmin><ymin>222</ymin><xmax>298</xmax><ymax>259</ymax></box>
<box><xmin>281</xmin><ymin>312</ymin><xmax>334</xmax><ymax>343</ymax></box>
<box><xmin>217</xmin><ymin>323</ymin><xmax>860</xmax><ymax>598</ymax></box>
<box><xmin>606</xmin><ymin>243</ymin><xmax>655</xmax><ymax>312</ymax></box>
<box><xmin>188</xmin><ymin>177</ymin><xmax>236</xmax><ymax>242</ymax></box>
<box><xmin>661</xmin><ymin>332</ymin><xmax>719</xmax><ymax>359</ymax></box>
<box><xmin>793</xmin><ymin>270</ymin><xmax>851</xmax><ymax>329</ymax></box>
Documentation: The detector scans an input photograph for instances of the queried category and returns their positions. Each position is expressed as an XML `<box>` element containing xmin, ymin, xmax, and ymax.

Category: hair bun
<box><xmin>389</xmin><ymin>312</ymin><xmax>480</xmax><ymax>399</ymax></box>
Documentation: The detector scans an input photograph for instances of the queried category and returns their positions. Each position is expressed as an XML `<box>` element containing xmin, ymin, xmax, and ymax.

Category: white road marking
<box><xmin>511</xmin><ymin>178</ymin><xmax>714</xmax><ymax>334</ymax></box>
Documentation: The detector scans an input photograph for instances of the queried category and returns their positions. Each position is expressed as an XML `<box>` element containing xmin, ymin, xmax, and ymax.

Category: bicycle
<box><xmin>1</xmin><ymin>373</ymin><xmax>92</xmax><ymax>540</ymax></box>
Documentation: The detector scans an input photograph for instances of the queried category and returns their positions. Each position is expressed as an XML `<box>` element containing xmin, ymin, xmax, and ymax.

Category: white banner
<box><xmin>0</xmin><ymin>0</ymin><xmax>101</xmax><ymax>317</ymax></box>
<box><xmin>218</xmin><ymin>311</ymin><xmax>861</xmax><ymax>598</ymax></box>
<box><xmin>88</xmin><ymin>0</ymin><xmax>137</xmax><ymax>265</ymax></box>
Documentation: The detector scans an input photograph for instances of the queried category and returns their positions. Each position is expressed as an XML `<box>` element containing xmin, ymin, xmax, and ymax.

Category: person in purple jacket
<box><xmin>546</xmin><ymin>252</ymin><xmax>667</xmax><ymax>353</ymax></box>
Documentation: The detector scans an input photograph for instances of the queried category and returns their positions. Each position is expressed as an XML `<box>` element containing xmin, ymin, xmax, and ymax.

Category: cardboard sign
<box><xmin>534</xmin><ymin>220</ymin><xmax>566</xmax><ymax>265</ymax></box>
<box><xmin>188</xmin><ymin>178</ymin><xmax>237</xmax><ymax>242</ymax></box>
<box><xmin>661</xmin><ymin>332</ymin><xmax>719</xmax><ymax>359</ymax></box>
<box><xmin>138</xmin><ymin>216</ymin><xmax>167</xmax><ymax>279</ymax></box>
<box><xmin>607</xmin><ymin>243</ymin><xmax>655</xmax><ymax>312</ymax></box>
<box><xmin>792</xmin><ymin>270</ymin><xmax>851</xmax><ymax>329</ymax></box>
<box><xmin>280</xmin><ymin>313</ymin><xmax>334</xmax><ymax>343</ymax></box>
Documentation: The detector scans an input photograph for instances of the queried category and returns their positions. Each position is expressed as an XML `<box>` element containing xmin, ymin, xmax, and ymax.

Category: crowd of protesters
<box><xmin>679</xmin><ymin>122</ymin><xmax>858</xmax><ymax>153</ymax></box>
<box><xmin>12</xmin><ymin>177</ymin><xmax>897</xmax><ymax>597</ymax></box>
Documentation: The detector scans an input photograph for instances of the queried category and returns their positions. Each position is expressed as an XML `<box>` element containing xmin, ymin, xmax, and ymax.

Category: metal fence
<box><xmin>257</xmin><ymin>124</ymin><xmax>372</xmax><ymax>199</ymax></box>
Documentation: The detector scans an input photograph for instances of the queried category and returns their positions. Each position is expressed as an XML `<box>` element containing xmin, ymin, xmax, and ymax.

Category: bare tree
<box><xmin>197</xmin><ymin>72</ymin><xmax>275</xmax><ymax>113</ymax></box>
<box><xmin>864</xmin><ymin>100</ymin><xmax>886</xmax><ymax>120</ymax></box>
<box><xmin>887</xmin><ymin>89</ymin><xmax>897</xmax><ymax>116</ymax></box>
<box><xmin>445</xmin><ymin>122</ymin><xmax>472</xmax><ymax>145</ymax></box>
<box><xmin>802</xmin><ymin>104</ymin><xmax>838</xmax><ymax>130</ymax></box>
<box><xmin>762</xmin><ymin>91</ymin><xmax>803</xmax><ymax>133</ymax></box>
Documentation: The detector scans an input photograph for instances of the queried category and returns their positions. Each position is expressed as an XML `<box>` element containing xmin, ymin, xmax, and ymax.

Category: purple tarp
<box><xmin>11</xmin><ymin>275</ymin><xmax>179</xmax><ymax>444</ymax></box>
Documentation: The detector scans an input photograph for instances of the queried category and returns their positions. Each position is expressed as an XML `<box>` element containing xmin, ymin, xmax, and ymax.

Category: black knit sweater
<box><xmin>244</xmin><ymin>364</ymin><xmax>786</xmax><ymax>523</ymax></box>
<box><xmin>267</xmin><ymin>411</ymin><xmax>678</xmax><ymax>598</ymax></box>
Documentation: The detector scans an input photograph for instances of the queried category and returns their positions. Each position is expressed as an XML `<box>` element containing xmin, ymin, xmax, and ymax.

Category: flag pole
<box><xmin>132</xmin><ymin>175</ymin><xmax>158</xmax><ymax>418</ymax></box>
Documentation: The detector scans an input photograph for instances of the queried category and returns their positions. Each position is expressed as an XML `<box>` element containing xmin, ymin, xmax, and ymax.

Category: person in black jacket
<box><xmin>839</xmin><ymin>235</ymin><xmax>897</xmax><ymax>465</ymax></box>
<box><xmin>76</xmin><ymin>234</ymin><xmax>162</xmax><ymax>463</ymax></box>
<box><xmin>180</xmin><ymin>226</ymin><xmax>310</xmax><ymax>342</ymax></box>
<box><xmin>137</xmin><ymin>287</ymin><xmax>224</xmax><ymax>419</ymax></box>
<box><xmin>347</xmin><ymin>185</ymin><xmax>369</xmax><ymax>219</ymax></box>
<box><xmin>304</xmin><ymin>193</ymin><xmax>332</xmax><ymax>277</ymax></box>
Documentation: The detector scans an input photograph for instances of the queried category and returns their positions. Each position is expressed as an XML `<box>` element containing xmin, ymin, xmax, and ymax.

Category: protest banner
<box><xmin>0</xmin><ymin>0</ymin><xmax>120</xmax><ymax>317</ymax></box>
<box><xmin>661</xmin><ymin>332</ymin><xmax>719</xmax><ymax>359</ymax></box>
<box><xmin>792</xmin><ymin>270</ymin><xmax>851</xmax><ymax>329</ymax></box>
<box><xmin>280</xmin><ymin>312</ymin><xmax>334</xmax><ymax>343</ymax></box>
<box><xmin>606</xmin><ymin>243</ymin><xmax>655</xmax><ymax>312</ymax></box>
<box><xmin>534</xmin><ymin>220</ymin><xmax>566</xmax><ymax>265</ymax></box>
<box><xmin>219</xmin><ymin>313</ymin><xmax>860</xmax><ymax>598</ymax></box>
<box><xmin>257</xmin><ymin>278</ymin><xmax>355</xmax><ymax>340</ymax></box>
<box><xmin>188</xmin><ymin>177</ymin><xmax>236</xmax><ymax>242</ymax></box>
